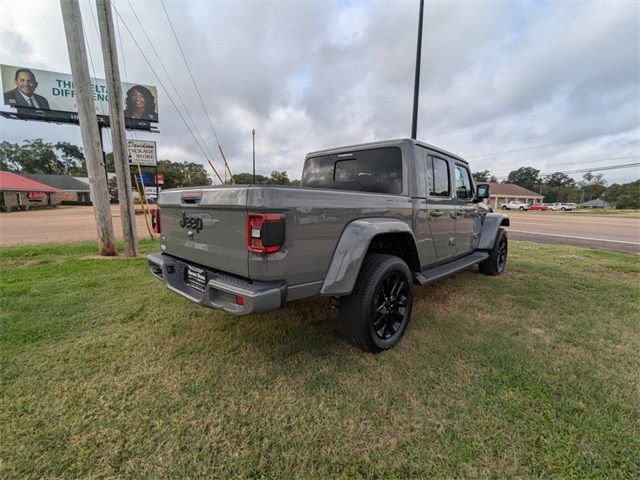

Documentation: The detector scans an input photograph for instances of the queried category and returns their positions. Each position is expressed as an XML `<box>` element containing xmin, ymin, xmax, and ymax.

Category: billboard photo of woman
<box><xmin>124</xmin><ymin>85</ymin><xmax>158</xmax><ymax>121</ymax></box>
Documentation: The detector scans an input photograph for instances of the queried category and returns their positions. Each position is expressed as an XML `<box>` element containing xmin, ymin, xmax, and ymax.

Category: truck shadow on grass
<box><xmin>211</xmin><ymin>269</ymin><xmax>487</xmax><ymax>359</ymax></box>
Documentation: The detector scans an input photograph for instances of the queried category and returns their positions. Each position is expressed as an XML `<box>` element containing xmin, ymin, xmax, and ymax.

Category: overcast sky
<box><xmin>1</xmin><ymin>0</ymin><xmax>639</xmax><ymax>184</ymax></box>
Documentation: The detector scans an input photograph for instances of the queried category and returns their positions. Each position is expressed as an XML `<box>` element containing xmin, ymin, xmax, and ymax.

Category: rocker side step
<box><xmin>413</xmin><ymin>251</ymin><xmax>489</xmax><ymax>286</ymax></box>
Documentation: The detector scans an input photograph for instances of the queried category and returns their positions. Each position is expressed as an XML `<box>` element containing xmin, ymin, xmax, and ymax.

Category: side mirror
<box><xmin>474</xmin><ymin>183</ymin><xmax>490</xmax><ymax>202</ymax></box>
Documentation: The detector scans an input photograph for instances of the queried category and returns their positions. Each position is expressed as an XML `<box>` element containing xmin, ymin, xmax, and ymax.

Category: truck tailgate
<box><xmin>159</xmin><ymin>187</ymin><xmax>249</xmax><ymax>277</ymax></box>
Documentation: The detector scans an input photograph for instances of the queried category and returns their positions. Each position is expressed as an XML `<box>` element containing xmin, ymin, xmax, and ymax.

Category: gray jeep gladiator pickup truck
<box><xmin>148</xmin><ymin>138</ymin><xmax>509</xmax><ymax>352</ymax></box>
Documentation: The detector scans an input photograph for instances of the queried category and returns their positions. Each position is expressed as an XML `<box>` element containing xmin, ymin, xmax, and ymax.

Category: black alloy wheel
<box><xmin>339</xmin><ymin>254</ymin><xmax>414</xmax><ymax>352</ymax></box>
<box><xmin>479</xmin><ymin>227</ymin><xmax>508</xmax><ymax>276</ymax></box>
<box><xmin>372</xmin><ymin>272</ymin><xmax>410</xmax><ymax>340</ymax></box>
<box><xmin>496</xmin><ymin>234</ymin><xmax>507</xmax><ymax>273</ymax></box>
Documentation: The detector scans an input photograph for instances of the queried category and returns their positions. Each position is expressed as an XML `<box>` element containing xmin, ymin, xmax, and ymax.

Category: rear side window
<box><xmin>301</xmin><ymin>147</ymin><xmax>402</xmax><ymax>194</ymax></box>
<box><xmin>429</xmin><ymin>156</ymin><xmax>450</xmax><ymax>197</ymax></box>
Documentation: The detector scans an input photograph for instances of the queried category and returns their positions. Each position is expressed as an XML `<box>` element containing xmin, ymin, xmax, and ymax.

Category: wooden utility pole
<box><xmin>60</xmin><ymin>0</ymin><xmax>116</xmax><ymax>256</ymax></box>
<box><xmin>96</xmin><ymin>0</ymin><xmax>138</xmax><ymax>256</ymax></box>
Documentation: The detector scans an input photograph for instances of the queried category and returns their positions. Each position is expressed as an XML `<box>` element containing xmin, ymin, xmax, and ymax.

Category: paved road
<box><xmin>1</xmin><ymin>206</ymin><xmax>639</xmax><ymax>254</ymax></box>
<box><xmin>504</xmin><ymin>211</ymin><xmax>640</xmax><ymax>254</ymax></box>
<box><xmin>0</xmin><ymin>206</ymin><xmax>155</xmax><ymax>247</ymax></box>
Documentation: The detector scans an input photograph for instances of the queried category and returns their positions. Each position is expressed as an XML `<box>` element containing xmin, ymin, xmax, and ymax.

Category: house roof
<box><xmin>22</xmin><ymin>174</ymin><xmax>91</xmax><ymax>192</ymax></box>
<box><xmin>581</xmin><ymin>198</ymin><xmax>609</xmax><ymax>207</ymax></box>
<box><xmin>0</xmin><ymin>172</ymin><xmax>59</xmax><ymax>192</ymax></box>
<box><xmin>489</xmin><ymin>183</ymin><xmax>543</xmax><ymax>198</ymax></box>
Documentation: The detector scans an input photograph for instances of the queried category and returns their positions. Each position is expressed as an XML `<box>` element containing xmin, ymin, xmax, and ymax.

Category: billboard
<box><xmin>1</xmin><ymin>64</ymin><xmax>158</xmax><ymax>122</ymax></box>
<box><xmin>127</xmin><ymin>139</ymin><xmax>157</xmax><ymax>166</ymax></box>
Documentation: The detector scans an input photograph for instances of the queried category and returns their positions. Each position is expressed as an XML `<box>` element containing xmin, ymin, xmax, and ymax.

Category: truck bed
<box><xmin>158</xmin><ymin>185</ymin><xmax>413</xmax><ymax>297</ymax></box>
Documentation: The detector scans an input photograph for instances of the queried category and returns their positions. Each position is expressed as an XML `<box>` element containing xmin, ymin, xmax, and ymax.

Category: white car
<box><xmin>549</xmin><ymin>203</ymin><xmax>576</xmax><ymax>211</ymax></box>
<box><xmin>501</xmin><ymin>201</ymin><xmax>530</xmax><ymax>211</ymax></box>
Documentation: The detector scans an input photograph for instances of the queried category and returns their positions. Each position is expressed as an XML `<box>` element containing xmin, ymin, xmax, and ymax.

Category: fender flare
<box><xmin>477</xmin><ymin>213</ymin><xmax>509</xmax><ymax>251</ymax></box>
<box><xmin>320</xmin><ymin>218</ymin><xmax>417</xmax><ymax>297</ymax></box>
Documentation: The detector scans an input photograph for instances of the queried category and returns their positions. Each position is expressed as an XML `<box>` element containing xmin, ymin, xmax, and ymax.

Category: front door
<box><xmin>453</xmin><ymin>163</ymin><xmax>476</xmax><ymax>254</ymax></box>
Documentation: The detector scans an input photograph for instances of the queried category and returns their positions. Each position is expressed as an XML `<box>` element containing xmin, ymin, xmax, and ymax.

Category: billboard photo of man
<box><xmin>3</xmin><ymin>68</ymin><xmax>50</xmax><ymax>109</ymax></box>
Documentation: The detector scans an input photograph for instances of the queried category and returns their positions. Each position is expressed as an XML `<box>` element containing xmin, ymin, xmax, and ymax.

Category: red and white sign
<box><xmin>27</xmin><ymin>191</ymin><xmax>46</xmax><ymax>199</ymax></box>
<box><xmin>156</xmin><ymin>173</ymin><xmax>164</xmax><ymax>185</ymax></box>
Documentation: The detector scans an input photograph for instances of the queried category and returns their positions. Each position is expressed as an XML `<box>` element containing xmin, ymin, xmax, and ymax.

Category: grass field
<box><xmin>1</xmin><ymin>240</ymin><xmax>639</xmax><ymax>478</ymax></box>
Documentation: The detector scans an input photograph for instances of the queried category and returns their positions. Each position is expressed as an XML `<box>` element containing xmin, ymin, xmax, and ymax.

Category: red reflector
<box><xmin>235</xmin><ymin>295</ymin><xmax>244</xmax><ymax>305</ymax></box>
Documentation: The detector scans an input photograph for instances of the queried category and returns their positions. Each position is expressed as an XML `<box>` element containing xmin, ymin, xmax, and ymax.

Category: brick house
<box><xmin>0</xmin><ymin>172</ymin><xmax>60</xmax><ymax>211</ymax></box>
<box><xmin>22</xmin><ymin>174</ymin><xmax>91</xmax><ymax>203</ymax></box>
<box><xmin>485</xmin><ymin>183</ymin><xmax>544</xmax><ymax>210</ymax></box>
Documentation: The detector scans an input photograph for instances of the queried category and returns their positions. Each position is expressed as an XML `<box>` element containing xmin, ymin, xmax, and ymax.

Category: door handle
<box><xmin>429</xmin><ymin>210</ymin><xmax>444</xmax><ymax>218</ymax></box>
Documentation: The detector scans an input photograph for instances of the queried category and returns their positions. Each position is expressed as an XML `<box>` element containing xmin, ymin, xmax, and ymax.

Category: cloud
<box><xmin>1</xmin><ymin>0</ymin><xmax>638</xmax><ymax>184</ymax></box>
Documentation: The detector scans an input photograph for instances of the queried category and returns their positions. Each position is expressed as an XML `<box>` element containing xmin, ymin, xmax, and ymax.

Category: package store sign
<box><xmin>127</xmin><ymin>140</ymin><xmax>157</xmax><ymax>166</ymax></box>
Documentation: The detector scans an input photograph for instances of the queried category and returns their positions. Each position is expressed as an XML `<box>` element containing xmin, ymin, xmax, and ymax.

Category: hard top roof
<box><xmin>305</xmin><ymin>138</ymin><xmax>468</xmax><ymax>164</ymax></box>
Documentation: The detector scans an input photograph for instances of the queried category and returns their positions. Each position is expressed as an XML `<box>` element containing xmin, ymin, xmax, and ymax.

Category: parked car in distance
<box><xmin>549</xmin><ymin>203</ymin><xmax>577</xmax><ymax>211</ymax></box>
<box><xmin>501</xmin><ymin>200</ymin><xmax>530</xmax><ymax>211</ymax></box>
<box><xmin>529</xmin><ymin>204</ymin><xmax>549</xmax><ymax>211</ymax></box>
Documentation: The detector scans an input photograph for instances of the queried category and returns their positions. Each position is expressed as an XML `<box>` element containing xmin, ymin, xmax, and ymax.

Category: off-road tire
<box><xmin>479</xmin><ymin>228</ymin><xmax>508</xmax><ymax>275</ymax></box>
<box><xmin>339</xmin><ymin>254</ymin><xmax>413</xmax><ymax>353</ymax></box>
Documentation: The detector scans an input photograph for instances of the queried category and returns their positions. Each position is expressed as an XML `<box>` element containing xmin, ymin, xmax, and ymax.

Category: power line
<box><xmin>490</xmin><ymin>154</ymin><xmax>640</xmax><ymax>174</ymax></box>
<box><xmin>539</xmin><ymin>162</ymin><xmax>640</xmax><ymax>176</ymax></box>
<box><xmin>160</xmin><ymin>0</ymin><xmax>234</xmax><ymax>181</ymax></box>
<box><xmin>465</xmin><ymin>126</ymin><xmax>640</xmax><ymax>159</ymax></box>
<box><xmin>111</xmin><ymin>3</ymin><xmax>223</xmax><ymax>183</ymax></box>
<box><xmin>124</xmin><ymin>0</ymin><xmax>223</xmax><ymax>183</ymax></box>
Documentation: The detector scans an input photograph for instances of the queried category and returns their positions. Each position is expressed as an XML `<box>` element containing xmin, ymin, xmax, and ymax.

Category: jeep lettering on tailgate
<box><xmin>179</xmin><ymin>212</ymin><xmax>204</xmax><ymax>233</ymax></box>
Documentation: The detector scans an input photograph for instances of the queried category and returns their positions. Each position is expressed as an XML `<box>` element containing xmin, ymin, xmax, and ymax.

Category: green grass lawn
<box><xmin>1</xmin><ymin>240</ymin><xmax>639</xmax><ymax>478</ymax></box>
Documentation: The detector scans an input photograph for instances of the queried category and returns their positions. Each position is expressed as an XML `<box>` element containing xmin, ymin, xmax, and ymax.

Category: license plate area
<box><xmin>184</xmin><ymin>264</ymin><xmax>207</xmax><ymax>291</ymax></box>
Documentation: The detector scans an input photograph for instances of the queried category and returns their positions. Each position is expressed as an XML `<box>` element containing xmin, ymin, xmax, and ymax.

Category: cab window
<box><xmin>454</xmin><ymin>164</ymin><xmax>473</xmax><ymax>200</ymax></box>
<box><xmin>429</xmin><ymin>156</ymin><xmax>450</xmax><ymax>197</ymax></box>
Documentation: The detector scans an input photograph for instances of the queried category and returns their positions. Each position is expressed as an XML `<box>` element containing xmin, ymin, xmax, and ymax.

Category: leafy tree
<box><xmin>265</xmin><ymin>170</ymin><xmax>292</xmax><ymax>185</ymax></box>
<box><xmin>606</xmin><ymin>180</ymin><xmax>640</xmax><ymax>209</ymax></box>
<box><xmin>0</xmin><ymin>141</ymin><xmax>21</xmax><ymax>171</ymax></box>
<box><xmin>579</xmin><ymin>172</ymin><xmax>607</xmax><ymax>202</ymax></box>
<box><xmin>472</xmin><ymin>170</ymin><xmax>498</xmax><ymax>183</ymax></box>
<box><xmin>543</xmin><ymin>172</ymin><xmax>575</xmax><ymax>188</ymax></box>
<box><xmin>506</xmin><ymin>166</ymin><xmax>540</xmax><ymax>191</ymax></box>
<box><xmin>0</xmin><ymin>139</ymin><xmax>64</xmax><ymax>174</ymax></box>
<box><xmin>232</xmin><ymin>172</ymin><xmax>268</xmax><ymax>184</ymax></box>
<box><xmin>55</xmin><ymin>142</ymin><xmax>86</xmax><ymax>175</ymax></box>
<box><xmin>157</xmin><ymin>159</ymin><xmax>211</xmax><ymax>188</ymax></box>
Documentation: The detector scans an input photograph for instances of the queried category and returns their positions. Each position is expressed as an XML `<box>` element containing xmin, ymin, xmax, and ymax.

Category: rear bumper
<box><xmin>147</xmin><ymin>252</ymin><xmax>284</xmax><ymax>315</ymax></box>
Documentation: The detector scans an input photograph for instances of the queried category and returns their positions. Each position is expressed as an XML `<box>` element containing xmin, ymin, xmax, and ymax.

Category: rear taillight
<box><xmin>246</xmin><ymin>213</ymin><xmax>285</xmax><ymax>254</ymax></box>
<box><xmin>151</xmin><ymin>208</ymin><xmax>161</xmax><ymax>233</ymax></box>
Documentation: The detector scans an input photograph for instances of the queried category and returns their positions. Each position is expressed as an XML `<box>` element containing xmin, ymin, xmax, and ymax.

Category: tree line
<box><xmin>0</xmin><ymin>138</ymin><xmax>296</xmax><ymax>190</ymax></box>
<box><xmin>472</xmin><ymin>167</ymin><xmax>639</xmax><ymax>209</ymax></box>
<box><xmin>2</xmin><ymin>139</ymin><xmax>636</xmax><ymax>208</ymax></box>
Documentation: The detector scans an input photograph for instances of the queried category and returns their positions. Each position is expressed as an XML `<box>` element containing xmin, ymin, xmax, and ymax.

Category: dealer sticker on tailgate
<box><xmin>184</xmin><ymin>265</ymin><xmax>207</xmax><ymax>291</ymax></box>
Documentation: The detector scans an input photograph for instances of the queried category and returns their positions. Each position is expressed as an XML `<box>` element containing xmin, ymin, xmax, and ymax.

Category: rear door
<box><xmin>453</xmin><ymin>162</ymin><xmax>476</xmax><ymax>254</ymax></box>
<box><xmin>426</xmin><ymin>155</ymin><xmax>456</xmax><ymax>259</ymax></box>
<box><xmin>159</xmin><ymin>187</ymin><xmax>249</xmax><ymax>277</ymax></box>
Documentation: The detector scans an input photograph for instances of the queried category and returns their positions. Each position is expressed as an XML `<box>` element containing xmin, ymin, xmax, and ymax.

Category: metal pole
<box><xmin>96</xmin><ymin>0</ymin><xmax>138</xmax><ymax>256</ymax></box>
<box><xmin>60</xmin><ymin>0</ymin><xmax>116</xmax><ymax>256</ymax></box>
<box><xmin>252</xmin><ymin>128</ymin><xmax>256</xmax><ymax>184</ymax></box>
<box><xmin>411</xmin><ymin>0</ymin><xmax>425</xmax><ymax>140</ymax></box>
